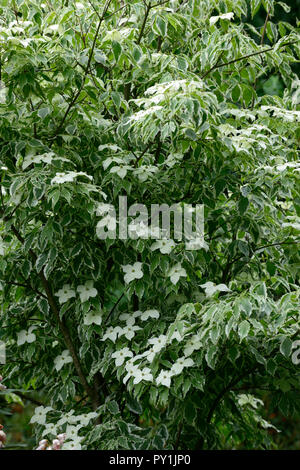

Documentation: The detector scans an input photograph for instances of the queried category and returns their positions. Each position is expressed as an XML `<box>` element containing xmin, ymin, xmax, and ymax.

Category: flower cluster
<box><xmin>36</xmin><ymin>433</ymin><xmax>66</xmax><ymax>450</ymax></box>
<box><xmin>55</xmin><ymin>280</ymin><xmax>98</xmax><ymax>304</ymax></box>
<box><xmin>32</xmin><ymin>408</ymin><xmax>98</xmax><ymax>450</ymax></box>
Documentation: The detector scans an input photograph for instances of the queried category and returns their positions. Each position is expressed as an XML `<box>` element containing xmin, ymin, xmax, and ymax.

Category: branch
<box><xmin>261</xmin><ymin>6</ymin><xmax>271</xmax><ymax>46</ymax></box>
<box><xmin>10</xmin><ymin>224</ymin><xmax>99</xmax><ymax>408</ymax></box>
<box><xmin>13</xmin><ymin>391</ymin><xmax>44</xmax><ymax>407</ymax></box>
<box><xmin>51</xmin><ymin>0</ymin><xmax>113</xmax><ymax>137</ymax></box>
<box><xmin>200</xmin><ymin>41</ymin><xmax>298</xmax><ymax>79</ymax></box>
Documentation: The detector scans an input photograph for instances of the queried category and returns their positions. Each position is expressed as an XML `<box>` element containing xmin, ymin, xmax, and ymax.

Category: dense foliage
<box><xmin>0</xmin><ymin>0</ymin><xmax>299</xmax><ymax>450</ymax></box>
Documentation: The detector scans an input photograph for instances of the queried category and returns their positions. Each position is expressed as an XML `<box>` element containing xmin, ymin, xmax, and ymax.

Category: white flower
<box><xmin>65</xmin><ymin>424</ymin><xmax>83</xmax><ymax>440</ymax></box>
<box><xmin>111</xmin><ymin>347</ymin><xmax>133</xmax><ymax>366</ymax></box>
<box><xmin>200</xmin><ymin>281</ymin><xmax>231</xmax><ymax>297</ymax></box>
<box><xmin>96</xmin><ymin>214</ymin><xmax>116</xmax><ymax>232</ymax></box>
<box><xmin>141</xmin><ymin>347</ymin><xmax>156</xmax><ymax>362</ymax></box>
<box><xmin>148</xmin><ymin>335</ymin><xmax>167</xmax><ymax>352</ymax></box>
<box><xmin>30</xmin><ymin>406</ymin><xmax>53</xmax><ymax>425</ymax></box>
<box><xmin>171</xmin><ymin>357</ymin><xmax>194</xmax><ymax>375</ymax></box>
<box><xmin>185</xmin><ymin>239</ymin><xmax>209</xmax><ymax>251</ymax></box>
<box><xmin>17</xmin><ymin>326</ymin><xmax>37</xmax><ymax>346</ymax></box>
<box><xmin>183</xmin><ymin>335</ymin><xmax>202</xmax><ymax>356</ymax></box>
<box><xmin>83</xmin><ymin>310</ymin><xmax>102</xmax><ymax>326</ymax></box>
<box><xmin>156</xmin><ymin>370</ymin><xmax>174</xmax><ymax>388</ymax></box>
<box><xmin>122</xmin><ymin>262</ymin><xmax>143</xmax><ymax>284</ymax></box>
<box><xmin>151</xmin><ymin>239</ymin><xmax>175</xmax><ymax>254</ymax></box>
<box><xmin>62</xmin><ymin>440</ymin><xmax>82</xmax><ymax>450</ymax></box>
<box><xmin>169</xmin><ymin>329</ymin><xmax>185</xmax><ymax>343</ymax></box>
<box><xmin>76</xmin><ymin>412</ymin><xmax>98</xmax><ymax>426</ymax></box>
<box><xmin>55</xmin><ymin>284</ymin><xmax>76</xmax><ymax>304</ymax></box>
<box><xmin>42</xmin><ymin>422</ymin><xmax>58</xmax><ymax>436</ymax></box>
<box><xmin>209</xmin><ymin>12</ymin><xmax>234</xmax><ymax>26</ymax></box>
<box><xmin>133</xmin><ymin>165</ymin><xmax>158</xmax><ymax>182</ymax></box>
<box><xmin>140</xmin><ymin>309</ymin><xmax>160</xmax><ymax>321</ymax></box>
<box><xmin>101</xmin><ymin>326</ymin><xmax>122</xmax><ymax>343</ymax></box>
<box><xmin>119</xmin><ymin>324</ymin><xmax>141</xmax><ymax>341</ymax></box>
<box><xmin>77</xmin><ymin>280</ymin><xmax>98</xmax><ymax>303</ymax></box>
<box><xmin>168</xmin><ymin>263</ymin><xmax>187</xmax><ymax>285</ymax></box>
<box><xmin>96</xmin><ymin>203</ymin><xmax>113</xmax><ymax>216</ymax></box>
<box><xmin>132</xmin><ymin>367</ymin><xmax>153</xmax><ymax>384</ymax></box>
<box><xmin>129</xmin><ymin>105</ymin><xmax>163</xmax><ymax>121</ymax></box>
<box><xmin>57</xmin><ymin>410</ymin><xmax>78</xmax><ymax>426</ymax></box>
<box><xmin>54</xmin><ymin>350</ymin><xmax>73</xmax><ymax>371</ymax></box>
<box><xmin>22</xmin><ymin>152</ymin><xmax>55</xmax><ymax>170</ymax></box>
<box><xmin>119</xmin><ymin>311</ymin><xmax>140</xmax><ymax>324</ymax></box>
<box><xmin>51</xmin><ymin>171</ymin><xmax>92</xmax><ymax>185</ymax></box>
<box><xmin>123</xmin><ymin>363</ymin><xmax>140</xmax><ymax>384</ymax></box>
<box><xmin>128</xmin><ymin>221</ymin><xmax>149</xmax><ymax>238</ymax></box>
<box><xmin>110</xmin><ymin>164</ymin><xmax>132</xmax><ymax>179</ymax></box>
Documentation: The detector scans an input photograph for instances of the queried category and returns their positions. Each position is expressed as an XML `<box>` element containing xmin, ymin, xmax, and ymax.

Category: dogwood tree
<box><xmin>0</xmin><ymin>0</ymin><xmax>299</xmax><ymax>450</ymax></box>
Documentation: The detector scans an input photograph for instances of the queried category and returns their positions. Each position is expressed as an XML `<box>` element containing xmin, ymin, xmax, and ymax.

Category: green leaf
<box><xmin>107</xmin><ymin>400</ymin><xmax>119</xmax><ymax>415</ymax></box>
<box><xmin>280</xmin><ymin>336</ymin><xmax>292</xmax><ymax>358</ymax></box>
<box><xmin>238</xmin><ymin>320</ymin><xmax>250</xmax><ymax>340</ymax></box>
<box><xmin>35</xmin><ymin>253</ymin><xmax>48</xmax><ymax>273</ymax></box>
<box><xmin>38</xmin><ymin>107</ymin><xmax>50</xmax><ymax>119</ymax></box>
<box><xmin>238</xmin><ymin>197</ymin><xmax>249</xmax><ymax>215</ymax></box>
<box><xmin>155</xmin><ymin>16</ymin><xmax>167</xmax><ymax>37</ymax></box>
<box><xmin>112</xmin><ymin>41</ymin><xmax>122</xmax><ymax>62</ymax></box>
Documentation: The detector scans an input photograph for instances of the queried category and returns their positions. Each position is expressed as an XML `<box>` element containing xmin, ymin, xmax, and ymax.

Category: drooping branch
<box><xmin>200</xmin><ymin>40</ymin><xmax>298</xmax><ymax>79</ymax></box>
<box><xmin>10</xmin><ymin>224</ymin><xmax>99</xmax><ymax>408</ymax></box>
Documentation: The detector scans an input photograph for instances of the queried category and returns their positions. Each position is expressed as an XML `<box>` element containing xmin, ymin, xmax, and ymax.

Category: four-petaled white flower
<box><xmin>151</xmin><ymin>239</ymin><xmax>175</xmax><ymax>254</ymax></box>
<box><xmin>122</xmin><ymin>262</ymin><xmax>143</xmax><ymax>284</ymax></box>
<box><xmin>42</xmin><ymin>422</ymin><xmax>58</xmax><ymax>437</ymax></box>
<box><xmin>128</xmin><ymin>221</ymin><xmax>149</xmax><ymax>238</ymax></box>
<box><xmin>133</xmin><ymin>165</ymin><xmax>158</xmax><ymax>182</ymax></box>
<box><xmin>54</xmin><ymin>350</ymin><xmax>73</xmax><ymax>371</ymax></box>
<box><xmin>119</xmin><ymin>311</ymin><xmax>140</xmax><ymax>324</ymax></box>
<box><xmin>101</xmin><ymin>326</ymin><xmax>122</xmax><ymax>343</ymax></box>
<box><xmin>77</xmin><ymin>280</ymin><xmax>98</xmax><ymax>303</ymax></box>
<box><xmin>148</xmin><ymin>335</ymin><xmax>167</xmax><ymax>352</ymax></box>
<box><xmin>168</xmin><ymin>263</ymin><xmax>187</xmax><ymax>285</ymax></box>
<box><xmin>55</xmin><ymin>284</ymin><xmax>76</xmax><ymax>304</ymax></box>
<box><xmin>51</xmin><ymin>171</ymin><xmax>92</xmax><ymax>185</ymax></box>
<box><xmin>169</xmin><ymin>329</ymin><xmax>185</xmax><ymax>343</ymax></box>
<box><xmin>96</xmin><ymin>203</ymin><xmax>113</xmax><ymax>217</ymax></box>
<box><xmin>123</xmin><ymin>362</ymin><xmax>140</xmax><ymax>384</ymax></box>
<box><xmin>110</xmin><ymin>164</ymin><xmax>132</xmax><ymax>179</ymax></box>
<box><xmin>65</xmin><ymin>424</ymin><xmax>83</xmax><ymax>440</ymax></box>
<box><xmin>120</xmin><ymin>324</ymin><xmax>141</xmax><ymax>341</ymax></box>
<box><xmin>140</xmin><ymin>310</ymin><xmax>160</xmax><ymax>321</ymax></box>
<box><xmin>142</xmin><ymin>347</ymin><xmax>156</xmax><ymax>363</ymax></box>
<box><xmin>62</xmin><ymin>440</ymin><xmax>82</xmax><ymax>450</ymax></box>
<box><xmin>17</xmin><ymin>326</ymin><xmax>37</xmax><ymax>346</ymax></box>
<box><xmin>133</xmin><ymin>367</ymin><xmax>153</xmax><ymax>384</ymax></box>
<box><xmin>77</xmin><ymin>412</ymin><xmax>98</xmax><ymax>427</ymax></box>
<box><xmin>57</xmin><ymin>410</ymin><xmax>78</xmax><ymax>426</ymax></box>
<box><xmin>200</xmin><ymin>281</ymin><xmax>231</xmax><ymax>297</ymax></box>
<box><xmin>96</xmin><ymin>214</ymin><xmax>116</xmax><ymax>233</ymax></box>
<box><xmin>184</xmin><ymin>335</ymin><xmax>202</xmax><ymax>356</ymax></box>
<box><xmin>171</xmin><ymin>357</ymin><xmax>194</xmax><ymax>375</ymax></box>
<box><xmin>30</xmin><ymin>406</ymin><xmax>53</xmax><ymax>425</ymax></box>
<box><xmin>156</xmin><ymin>370</ymin><xmax>174</xmax><ymax>388</ymax></box>
<box><xmin>111</xmin><ymin>347</ymin><xmax>133</xmax><ymax>366</ymax></box>
<box><xmin>209</xmin><ymin>12</ymin><xmax>234</xmax><ymax>26</ymax></box>
<box><xmin>83</xmin><ymin>310</ymin><xmax>102</xmax><ymax>326</ymax></box>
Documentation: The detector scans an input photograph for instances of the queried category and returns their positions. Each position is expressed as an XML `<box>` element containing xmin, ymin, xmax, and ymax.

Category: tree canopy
<box><xmin>0</xmin><ymin>0</ymin><xmax>299</xmax><ymax>450</ymax></box>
